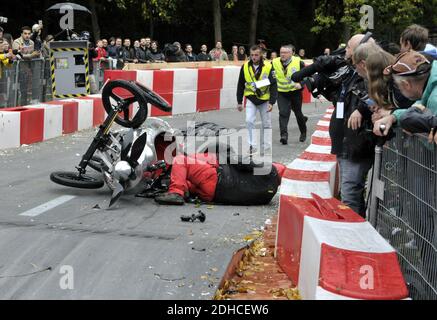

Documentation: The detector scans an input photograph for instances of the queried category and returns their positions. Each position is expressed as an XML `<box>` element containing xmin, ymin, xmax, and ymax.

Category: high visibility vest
<box><xmin>243</xmin><ymin>61</ymin><xmax>272</xmax><ymax>100</ymax></box>
<box><xmin>272</xmin><ymin>57</ymin><xmax>301</xmax><ymax>92</ymax></box>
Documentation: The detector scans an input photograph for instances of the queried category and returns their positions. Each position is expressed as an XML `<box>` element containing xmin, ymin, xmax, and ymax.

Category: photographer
<box><xmin>292</xmin><ymin>33</ymin><xmax>376</xmax><ymax>217</ymax></box>
<box><xmin>164</xmin><ymin>42</ymin><xmax>187</xmax><ymax>63</ymax></box>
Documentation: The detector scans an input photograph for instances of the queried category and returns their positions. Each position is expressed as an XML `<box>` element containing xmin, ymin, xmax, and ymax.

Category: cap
<box><xmin>384</xmin><ymin>50</ymin><xmax>431</xmax><ymax>76</ymax></box>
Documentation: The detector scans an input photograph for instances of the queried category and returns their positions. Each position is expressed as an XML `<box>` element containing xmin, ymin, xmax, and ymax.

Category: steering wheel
<box><xmin>102</xmin><ymin>80</ymin><xmax>149</xmax><ymax>129</ymax></box>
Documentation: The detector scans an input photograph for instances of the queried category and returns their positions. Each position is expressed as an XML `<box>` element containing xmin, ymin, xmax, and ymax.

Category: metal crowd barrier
<box><xmin>0</xmin><ymin>58</ymin><xmax>52</xmax><ymax>108</ymax></box>
<box><xmin>369</xmin><ymin>128</ymin><xmax>437</xmax><ymax>300</ymax></box>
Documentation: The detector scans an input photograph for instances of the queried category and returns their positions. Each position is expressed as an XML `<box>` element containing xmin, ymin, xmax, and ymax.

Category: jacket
<box><xmin>329</xmin><ymin>70</ymin><xmax>376</xmax><ymax>160</ymax></box>
<box><xmin>394</xmin><ymin>61</ymin><xmax>437</xmax><ymax>121</ymax></box>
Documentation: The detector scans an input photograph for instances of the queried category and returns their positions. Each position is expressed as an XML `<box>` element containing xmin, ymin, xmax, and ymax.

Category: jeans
<box><xmin>338</xmin><ymin>157</ymin><xmax>373</xmax><ymax>218</ymax></box>
<box><xmin>246</xmin><ymin>99</ymin><xmax>272</xmax><ymax>153</ymax></box>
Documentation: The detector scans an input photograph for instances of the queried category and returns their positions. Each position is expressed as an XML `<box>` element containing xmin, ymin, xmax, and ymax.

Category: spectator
<box><xmin>324</xmin><ymin>48</ymin><xmax>331</xmax><ymax>56</ymax></box>
<box><xmin>170</xmin><ymin>42</ymin><xmax>187</xmax><ymax>62</ymax></box>
<box><xmin>148</xmin><ymin>41</ymin><xmax>165</xmax><ymax>62</ymax></box>
<box><xmin>298</xmin><ymin>49</ymin><xmax>306</xmax><ymax>60</ymax></box>
<box><xmin>13</xmin><ymin>26</ymin><xmax>39</xmax><ymax>60</ymax></box>
<box><xmin>197</xmin><ymin>44</ymin><xmax>212</xmax><ymax>61</ymax></box>
<box><xmin>0</xmin><ymin>38</ymin><xmax>15</xmax><ymax>107</ymax></box>
<box><xmin>270</xmin><ymin>51</ymin><xmax>278</xmax><ymax>60</ymax></box>
<box><xmin>41</xmin><ymin>34</ymin><xmax>54</xmax><ymax>59</ymax></box>
<box><xmin>107</xmin><ymin>37</ymin><xmax>117</xmax><ymax>57</ymax></box>
<box><xmin>210</xmin><ymin>41</ymin><xmax>228</xmax><ymax>61</ymax></box>
<box><xmin>121</xmin><ymin>38</ymin><xmax>137</xmax><ymax>63</ymax></box>
<box><xmin>185</xmin><ymin>44</ymin><xmax>197</xmax><ymax>62</ymax></box>
<box><xmin>328</xmin><ymin>34</ymin><xmax>376</xmax><ymax>217</ymax></box>
<box><xmin>2</xmin><ymin>33</ymin><xmax>14</xmax><ymax>50</ymax></box>
<box><xmin>238</xmin><ymin>46</ymin><xmax>247</xmax><ymax>61</ymax></box>
<box><xmin>374</xmin><ymin>51</ymin><xmax>437</xmax><ymax>137</ymax></box>
<box><xmin>400</xmin><ymin>24</ymin><xmax>429</xmax><ymax>53</ymax></box>
<box><xmin>31</xmin><ymin>22</ymin><xmax>43</xmax><ymax>52</ymax></box>
<box><xmin>133</xmin><ymin>40</ymin><xmax>147</xmax><ymax>63</ymax></box>
<box><xmin>228</xmin><ymin>45</ymin><xmax>239</xmax><ymax>61</ymax></box>
<box><xmin>139</xmin><ymin>38</ymin><xmax>151</xmax><ymax>58</ymax></box>
<box><xmin>94</xmin><ymin>40</ymin><xmax>108</xmax><ymax>67</ymax></box>
<box><xmin>102</xmin><ymin>39</ymin><xmax>108</xmax><ymax>50</ymax></box>
<box><xmin>236</xmin><ymin>45</ymin><xmax>277</xmax><ymax>156</ymax></box>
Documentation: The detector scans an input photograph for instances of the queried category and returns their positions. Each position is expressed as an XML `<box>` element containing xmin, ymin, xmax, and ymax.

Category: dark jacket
<box><xmin>148</xmin><ymin>49</ymin><xmax>165</xmax><ymax>62</ymax></box>
<box><xmin>329</xmin><ymin>70</ymin><xmax>377</xmax><ymax>160</ymax></box>
<box><xmin>107</xmin><ymin>45</ymin><xmax>118</xmax><ymax>58</ymax></box>
<box><xmin>197</xmin><ymin>52</ymin><xmax>212</xmax><ymax>61</ymax></box>
<box><xmin>121</xmin><ymin>46</ymin><xmax>136</xmax><ymax>62</ymax></box>
<box><xmin>186</xmin><ymin>53</ymin><xmax>197</xmax><ymax>62</ymax></box>
<box><xmin>237</xmin><ymin>60</ymin><xmax>278</xmax><ymax>106</ymax></box>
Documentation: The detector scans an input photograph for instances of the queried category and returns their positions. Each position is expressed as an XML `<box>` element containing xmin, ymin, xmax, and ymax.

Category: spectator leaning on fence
<box><xmin>185</xmin><ymin>44</ymin><xmax>197</xmax><ymax>62</ymax></box>
<box><xmin>42</xmin><ymin>35</ymin><xmax>54</xmax><ymax>59</ymax></box>
<box><xmin>197</xmin><ymin>44</ymin><xmax>212</xmax><ymax>61</ymax></box>
<box><xmin>13</xmin><ymin>26</ymin><xmax>39</xmax><ymax>60</ymax></box>
<box><xmin>374</xmin><ymin>51</ymin><xmax>437</xmax><ymax>138</ymax></box>
<box><xmin>210</xmin><ymin>41</ymin><xmax>228</xmax><ymax>61</ymax></box>
<box><xmin>148</xmin><ymin>41</ymin><xmax>165</xmax><ymax>62</ymax></box>
<box><xmin>31</xmin><ymin>22</ymin><xmax>43</xmax><ymax>52</ymax></box>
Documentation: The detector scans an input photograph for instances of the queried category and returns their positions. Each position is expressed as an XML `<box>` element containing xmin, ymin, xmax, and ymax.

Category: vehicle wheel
<box><xmin>102</xmin><ymin>80</ymin><xmax>149</xmax><ymax>129</ymax></box>
<box><xmin>50</xmin><ymin>172</ymin><xmax>104</xmax><ymax>189</ymax></box>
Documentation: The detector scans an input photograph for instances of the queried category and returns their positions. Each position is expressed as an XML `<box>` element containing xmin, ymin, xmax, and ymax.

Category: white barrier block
<box><xmin>173</xmin><ymin>69</ymin><xmax>198</xmax><ymax>93</ymax></box>
<box><xmin>0</xmin><ymin>112</ymin><xmax>20</xmax><ymax>149</ymax></box>
<box><xmin>287</xmin><ymin>158</ymin><xmax>337</xmax><ymax>192</ymax></box>
<box><xmin>63</xmin><ymin>99</ymin><xmax>94</xmax><ymax>131</ymax></box>
<box><xmin>280</xmin><ymin>178</ymin><xmax>333</xmax><ymax>199</ymax></box>
<box><xmin>220</xmin><ymin>88</ymin><xmax>236</xmax><ymax>109</ymax></box>
<box><xmin>298</xmin><ymin>216</ymin><xmax>394</xmax><ymax>300</ymax></box>
<box><xmin>317</xmin><ymin>120</ymin><xmax>330</xmax><ymax>127</ymax></box>
<box><xmin>136</xmin><ymin>70</ymin><xmax>154</xmax><ymax>90</ymax></box>
<box><xmin>313</xmin><ymin>130</ymin><xmax>330</xmax><ymax>139</ymax></box>
<box><xmin>27</xmin><ymin>104</ymin><xmax>63</xmax><ymax>141</ymax></box>
<box><xmin>172</xmin><ymin>91</ymin><xmax>197</xmax><ymax>115</ymax></box>
<box><xmin>222</xmin><ymin>66</ymin><xmax>241</xmax><ymax>89</ymax></box>
<box><xmin>306</xmin><ymin>144</ymin><xmax>332</xmax><ymax>154</ymax></box>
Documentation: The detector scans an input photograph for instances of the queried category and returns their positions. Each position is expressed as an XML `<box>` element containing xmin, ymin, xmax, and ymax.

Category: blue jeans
<box><xmin>338</xmin><ymin>157</ymin><xmax>373</xmax><ymax>218</ymax></box>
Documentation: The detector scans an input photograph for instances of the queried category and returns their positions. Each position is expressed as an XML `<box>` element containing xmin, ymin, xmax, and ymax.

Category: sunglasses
<box><xmin>383</xmin><ymin>51</ymin><xmax>430</xmax><ymax>76</ymax></box>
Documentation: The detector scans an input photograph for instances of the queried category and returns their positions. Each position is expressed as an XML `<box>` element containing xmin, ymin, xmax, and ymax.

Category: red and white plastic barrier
<box><xmin>275</xmin><ymin>106</ymin><xmax>409</xmax><ymax>300</ymax></box>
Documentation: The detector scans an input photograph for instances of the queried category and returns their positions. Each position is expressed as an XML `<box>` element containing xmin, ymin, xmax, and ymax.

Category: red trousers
<box><xmin>168</xmin><ymin>154</ymin><xmax>287</xmax><ymax>202</ymax></box>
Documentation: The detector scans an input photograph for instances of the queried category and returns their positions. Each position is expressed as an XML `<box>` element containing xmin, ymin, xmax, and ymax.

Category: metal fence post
<box><xmin>13</xmin><ymin>60</ymin><xmax>20</xmax><ymax>107</ymax></box>
<box><xmin>368</xmin><ymin>144</ymin><xmax>383</xmax><ymax>227</ymax></box>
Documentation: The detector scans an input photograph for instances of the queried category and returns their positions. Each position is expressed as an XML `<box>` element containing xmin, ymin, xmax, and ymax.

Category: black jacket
<box><xmin>197</xmin><ymin>52</ymin><xmax>212</xmax><ymax>61</ymax></box>
<box><xmin>329</xmin><ymin>71</ymin><xmax>377</xmax><ymax>160</ymax></box>
<box><xmin>237</xmin><ymin>60</ymin><xmax>278</xmax><ymax>106</ymax></box>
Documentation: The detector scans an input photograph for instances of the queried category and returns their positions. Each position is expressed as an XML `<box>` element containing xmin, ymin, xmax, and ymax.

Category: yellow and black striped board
<box><xmin>49</xmin><ymin>41</ymin><xmax>91</xmax><ymax>98</ymax></box>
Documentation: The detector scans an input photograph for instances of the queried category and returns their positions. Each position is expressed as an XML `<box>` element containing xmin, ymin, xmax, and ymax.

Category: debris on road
<box><xmin>181</xmin><ymin>211</ymin><xmax>206</xmax><ymax>223</ymax></box>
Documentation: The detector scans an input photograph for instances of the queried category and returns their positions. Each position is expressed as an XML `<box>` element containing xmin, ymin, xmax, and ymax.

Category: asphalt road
<box><xmin>0</xmin><ymin>101</ymin><xmax>329</xmax><ymax>300</ymax></box>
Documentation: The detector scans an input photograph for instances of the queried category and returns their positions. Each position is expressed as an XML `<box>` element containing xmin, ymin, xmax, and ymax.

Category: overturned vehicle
<box><xmin>50</xmin><ymin>80</ymin><xmax>245</xmax><ymax>207</ymax></box>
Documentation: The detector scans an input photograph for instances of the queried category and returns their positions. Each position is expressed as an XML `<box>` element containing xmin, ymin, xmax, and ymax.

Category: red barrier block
<box><xmin>319</xmin><ymin>244</ymin><xmax>409</xmax><ymax>300</ymax></box>
<box><xmin>312</xmin><ymin>136</ymin><xmax>332</xmax><ymax>146</ymax></box>
<box><xmin>152</xmin><ymin>70</ymin><xmax>174</xmax><ymax>117</ymax></box>
<box><xmin>197</xmin><ymin>68</ymin><xmax>224</xmax><ymax>91</ymax></box>
<box><xmin>197</xmin><ymin>89</ymin><xmax>221</xmax><ymax>112</ymax></box>
<box><xmin>2</xmin><ymin>107</ymin><xmax>44</xmax><ymax>145</ymax></box>
<box><xmin>316</xmin><ymin>125</ymin><xmax>329</xmax><ymax>132</ymax></box>
<box><xmin>104</xmin><ymin>70</ymin><xmax>137</xmax><ymax>84</ymax></box>
<box><xmin>300</xmin><ymin>151</ymin><xmax>337</xmax><ymax>162</ymax></box>
<box><xmin>277</xmin><ymin>195</ymin><xmax>364</xmax><ymax>285</ymax></box>
<box><xmin>283</xmin><ymin>169</ymin><xmax>330</xmax><ymax>182</ymax></box>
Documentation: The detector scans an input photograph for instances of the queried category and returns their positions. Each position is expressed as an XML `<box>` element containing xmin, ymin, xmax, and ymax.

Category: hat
<box><xmin>384</xmin><ymin>50</ymin><xmax>431</xmax><ymax>76</ymax></box>
<box><xmin>173</xmin><ymin>42</ymin><xmax>181</xmax><ymax>47</ymax></box>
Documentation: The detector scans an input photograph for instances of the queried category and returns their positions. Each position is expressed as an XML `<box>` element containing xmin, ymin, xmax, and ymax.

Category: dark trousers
<box><xmin>278</xmin><ymin>91</ymin><xmax>306</xmax><ymax>139</ymax></box>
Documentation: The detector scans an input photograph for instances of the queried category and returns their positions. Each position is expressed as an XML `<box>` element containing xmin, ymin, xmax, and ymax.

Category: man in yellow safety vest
<box><xmin>272</xmin><ymin>45</ymin><xmax>307</xmax><ymax>144</ymax></box>
<box><xmin>237</xmin><ymin>45</ymin><xmax>277</xmax><ymax>156</ymax></box>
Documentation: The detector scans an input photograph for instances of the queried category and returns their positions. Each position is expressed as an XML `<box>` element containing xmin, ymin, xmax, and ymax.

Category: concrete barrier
<box><xmin>275</xmin><ymin>106</ymin><xmax>409</xmax><ymax>300</ymax></box>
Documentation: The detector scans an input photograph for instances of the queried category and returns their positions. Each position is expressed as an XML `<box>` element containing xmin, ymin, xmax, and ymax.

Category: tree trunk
<box><xmin>149</xmin><ymin>17</ymin><xmax>154</xmax><ymax>38</ymax></box>
<box><xmin>248</xmin><ymin>0</ymin><xmax>260</xmax><ymax>46</ymax></box>
<box><xmin>89</xmin><ymin>0</ymin><xmax>101</xmax><ymax>41</ymax></box>
<box><xmin>212</xmin><ymin>0</ymin><xmax>222</xmax><ymax>43</ymax></box>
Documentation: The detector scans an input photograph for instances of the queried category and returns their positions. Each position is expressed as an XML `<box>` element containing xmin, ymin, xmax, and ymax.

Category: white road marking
<box><xmin>19</xmin><ymin>196</ymin><xmax>76</xmax><ymax>217</ymax></box>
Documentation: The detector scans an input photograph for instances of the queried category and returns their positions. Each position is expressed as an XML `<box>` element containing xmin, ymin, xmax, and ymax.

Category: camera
<box><xmin>293</xmin><ymin>32</ymin><xmax>374</xmax><ymax>102</ymax></box>
<box><xmin>163</xmin><ymin>43</ymin><xmax>179</xmax><ymax>62</ymax></box>
<box><xmin>292</xmin><ymin>48</ymin><xmax>352</xmax><ymax>102</ymax></box>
